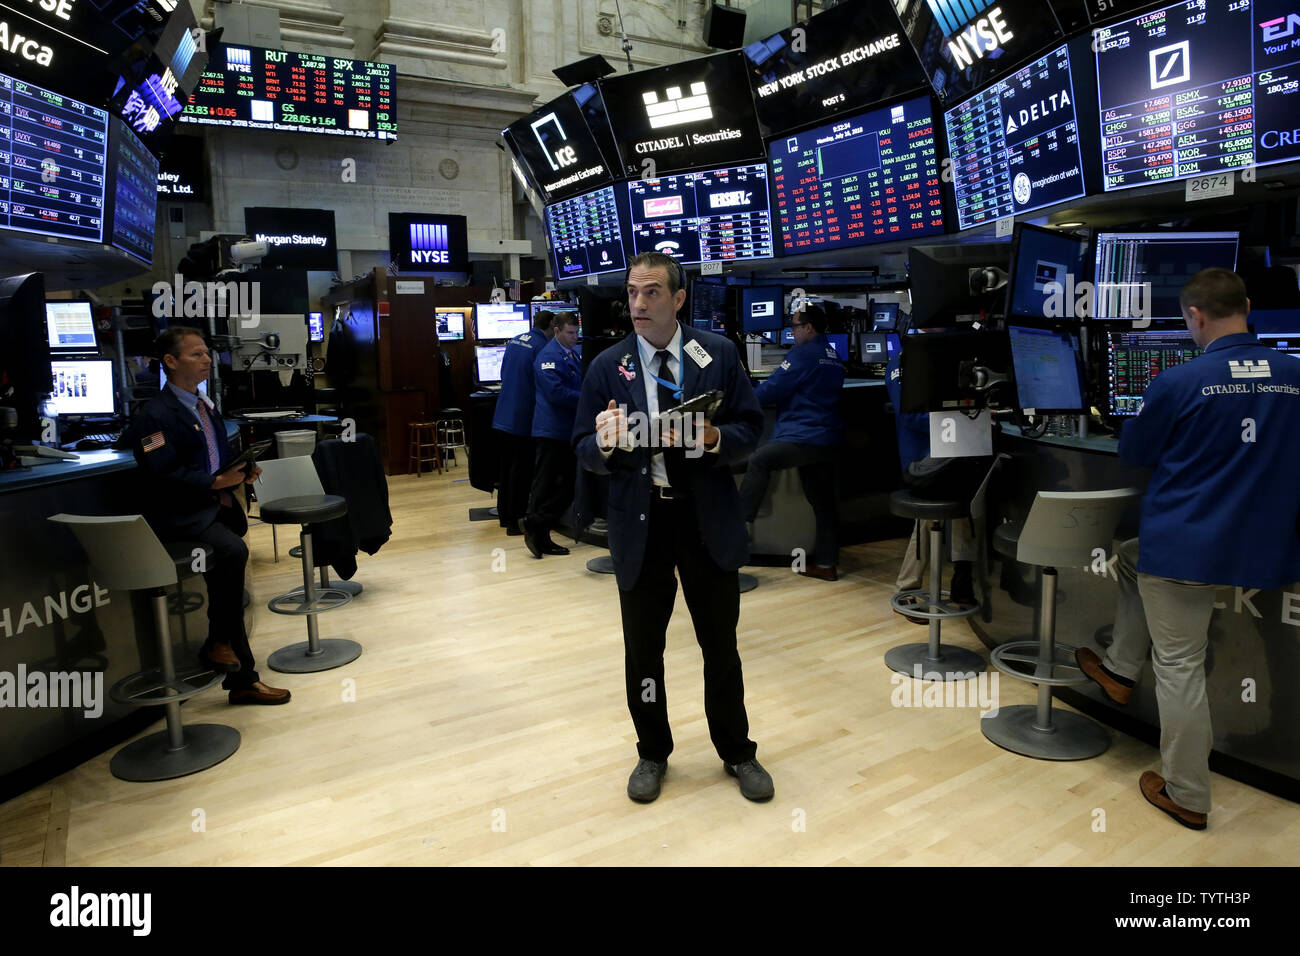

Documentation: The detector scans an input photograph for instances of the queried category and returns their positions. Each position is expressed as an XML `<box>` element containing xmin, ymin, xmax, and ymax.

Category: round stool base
<box><xmin>268</xmin><ymin>587</ymin><xmax>352</xmax><ymax>615</ymax></box>
<box><xmin>885</xmin><ymin>643</ymin><xmax>986</xmax><ymax>680</ymax></box>
<box><xmin>981</xmin><ymin>704</ymin><xmax>1110</xmax><ymax>760</ymax></box>
<box><xmin>268</xmin><ymin>638</ymin><xmax>362</xmax><ymax>673</ymax></box>
<box><xmin>586</xmin><ymin>555</ymin><xmax>615</xmax><ymax>575</ymax></box>
<box><xmin>110</xmin><ymin>723</ymin><xmax>241</xmax><ymax>782</ymax></box>
<box><xmin>285</xmin><ymin>579</ymin><xmax>363</xmax><ymax>599</ymax></box>
<box><xmin>739</xmin><ymin>573</ymin><xmax>759</xmax><ymax>594</ymax></box>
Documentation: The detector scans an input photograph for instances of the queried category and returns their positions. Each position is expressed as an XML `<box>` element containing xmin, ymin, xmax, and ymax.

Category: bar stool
<box><xmin>164</xmin><ymin>541</ymin><xmax>211</xmax><ymax>656</ymax></box>
<box><xmin>254</xmin><ymin>457</ymin><xmax>362</xmax><ymax>673</ymax></box>
<box><xmin>408</xmin><ymin>421</ymin><xmax>441</xmax><ymax>476</ymax></box>
<box><xmin>48</xmin><ymin>514</ymin><xmax>240</xmax><ymax>782</ymax></box>
<box><xmin>435</xmin><ymin>409</ymin><xmax>466</xmax><ymax>468</ymax></box>
<box><xmin>983</xmin><ymin>488</ymin><xmax>1139</xmax><ymax>760</ymax></box>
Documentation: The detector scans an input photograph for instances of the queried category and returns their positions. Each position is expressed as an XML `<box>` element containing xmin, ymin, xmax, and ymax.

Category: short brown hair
<box><xmin>1180</xmin><ymin>268</ymin><xmax>1248</xmax><ymax>320</ymax></box>
<box><xmin>156</xmin><ymin>326</ymin><xmax>206</xmax><ymax>362</ymax></box>
<box><xmin>550</xmin><ymin>311</ymin><xmax>577</xmax><ymax>332</ymax></box>
<box><xmin>533</xmin><ymin>308</ymin><xmax>554</xmax><ymax>331</ymax></box>
<box><xmin>626</xmin><ymin>251</ymin><xmax>685</xmax><ymax>295</ymax></box>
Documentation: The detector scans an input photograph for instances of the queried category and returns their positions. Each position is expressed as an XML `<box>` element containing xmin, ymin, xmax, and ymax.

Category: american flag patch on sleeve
<box><xmin>142</xmin><ymin>431</ymin><xmax>166</xmax><ymax>453</ymax></box>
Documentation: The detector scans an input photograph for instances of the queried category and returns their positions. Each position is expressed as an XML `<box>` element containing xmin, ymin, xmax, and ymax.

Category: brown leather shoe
<box><xmin>1140</xmin><ymin>771</ymin><xmax>1207</xmax><ymax>830</ymax></box>
<box><xmin>229</xmin><ymin>681</ymin><xmax>292</xmax><ymax>705</ymax></box>
<box><xmin>199</xmin><ymin>641</ymin><xmax>241</xmax><ymax>673</ymax></box>
<box><xmin>893</xmin><ymin>593</ymin><xmax>928</xmax><ymax>625</ymax></box>
<box><xmin>799</xmin><ymin>564</ymin><xmax>838</xmax><ymax>582</ymax></box>
<box><xmin>1076</xmin><ymin>647</ymin><xmax>1134</xmax><ymax>705</ymax></box>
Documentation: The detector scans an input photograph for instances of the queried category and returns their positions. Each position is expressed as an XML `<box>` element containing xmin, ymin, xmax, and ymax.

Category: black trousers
<box><xmin>527</xmin><ymin>437</ymin><xmax>576</xmax><ymax>533</ymax></box>
<box><xmin>496</xmin><ymin>430</ymin><xmax>534</xmax><ymax>529</ymax></box>
<box><xmin>190</xmin><ymin>501</ymin><xmax>260</xmax><ymax>690</ymax></box>
<box><xmin>617</xmin><ymin>494</ymin><xmax>756</xmax><ymax>765</ymax></box>
<box><xmin>739</xmin><ymin>441</ymin><xmax>839</xmax><ymax>567</ymax></box>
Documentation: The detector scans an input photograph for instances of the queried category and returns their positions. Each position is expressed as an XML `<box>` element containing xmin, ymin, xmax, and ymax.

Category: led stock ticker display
<box><xmin>182</xmin><ymin>43</ymin><xmax>396</xmax><ymax>139</ymax></box>
<box><xmin>627</xmin><ymin>163</ymin><xmax>774</xmax><ymax>264</ymax></box>
<box><xmin>1095</xmin><ymin>0</ymin><xmax>1300</xmax><ymax>191</ymax></box>
<box><xmin>769</xmin><ymin>95</ymin><xmax>945</xmax><ymax>255</ymax></box>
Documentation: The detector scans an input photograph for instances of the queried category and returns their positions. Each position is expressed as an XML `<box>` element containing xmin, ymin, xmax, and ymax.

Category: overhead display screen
<box><xmin>545</xmin><ymin>184</ymin><xmax>629</xmax><ymax>280</ymax></box>
<box><xmin>244</xmin><ymin>206</ymin><xmax>338</xmax><ymax>270</ymax></box>
<box><xmin>944</xmin><ymin>43</ymin><xmax>1086</xmax><ymax>229</ymax></box>
<box><xmin>0</xmin><ymin>70</ymin><xmax>107</xmax><ymax>243</ymax></box>
<box><xmin>894</xmin><ymin>0</ymin><xmax>1064</xmax><ymax>103</ymax></box>
<box><xmin>505</xmin><ymin>89</ymin><xmax>615</xmax><ymax>203</ymax></box>
<box><xmin>626</xmin><ymin>163</ymin><xmax>774</xmax><ymax>265</ymax></box>
<box><xmin>388</xmin><ymin>213</ymin><xmax>469</xmax><ymax>272</ymax></box>
<box><xmin>599</xmin><ymin>51</ymin><xmax>765</xmax><ymax>177</ymax></box>
<box><xmin>182</xmin><ymin>42</ymin><xmax>396</xmax><ymax>140</ymax></box>
<box><xmin>769</xmin><ymin>94</ymin><xmax>946</xmax><ymax>255</ymax></box>
<box><xmin>1095</xmin><ymin>0</ymin><xmax>1300</xmax><ymax>190</ymax></box>
<box><xmin>156</xmin><ymin>134</ymin><xmax>205</xmax><ymax>199</ymax></box>
<box><xmin>107</xmin><ymin>116</ymin><xmax>159</xmax><ymax>264</ymax></box>
<box><xmin>745</xmin><ymin>0</ymin><xmax>928</xmax><ymax>136</ymax></box>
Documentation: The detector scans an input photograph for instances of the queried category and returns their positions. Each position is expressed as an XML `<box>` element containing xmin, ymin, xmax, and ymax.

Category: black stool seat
<box><xmin>260</xmin><ymin>494</ymin><xmax>348</xmax><ymax>524</ymax></box>
<box><xmin>437</xmin><ymin>407</ymin><xmax>462</xmax><ymax>416</ymax></box>
<box><xmin>888</xmin><ymin>489</ymin><xmax>968</xmax><ymax>522</ymax></box>
<box><xmin>165</xmin><ymin>541</ymin><xmax>213</xmax><ymax>577</ymax></box>
<box><xmin>993</xmin><ymin>521</ymin><xmax>1024</xmax><ymax>559</ymax></box>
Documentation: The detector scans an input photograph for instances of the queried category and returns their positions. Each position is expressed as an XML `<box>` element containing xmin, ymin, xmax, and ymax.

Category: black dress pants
<box><xmin>739</xmin><ymin>441</ymin><xmax>839</xmax><ymax>567</ymax></box>
<box><xmin>617</xmin><ymin>494</ymin><xmax>757</xmax><ymax>765</ymax></box>
<box><xmin>190</xmin><ymin>502</ymin><xmax>260</xmax><ymax>690</ymax></box>
<box><xmin>496</xmin><ymin>430</ymin><xmax>534</xmax><ymax>529</ymax></box>
<box><xmin>527</xmin><ymin>437</ymin><xmax>576</xmax><ymax>533</ymax></box>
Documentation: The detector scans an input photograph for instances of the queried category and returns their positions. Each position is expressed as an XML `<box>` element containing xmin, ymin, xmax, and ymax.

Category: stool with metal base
<box><xmin>254</xmin><ymin>457</ymin><xmax>362</xmax><ymax>673</ymax></box>
<box><xmin>983</xmin><ymin>488</ymin><xmax>1139</xmax><ymax>760</ymax></box>
<box><xmin>435</xmin><ymin>409</ymin><xmax>466</xmax><ymax>468</ymax></box>
<box><xmin>285</xmin><ymin>545</ymin><xmax>364</xmax><ymax>598</ymax></box>
<box><xmin>48</xmin><ymin>514</ymin><xmax>240</xmax><ymax>781</ymax></box>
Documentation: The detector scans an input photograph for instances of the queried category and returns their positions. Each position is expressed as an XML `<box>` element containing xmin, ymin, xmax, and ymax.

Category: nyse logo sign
<box><xmin>409</xmin><ymin>222</ymin><xmax>451</xmax><ymax>264</ymax></box>
<box><xmin>531</xmin><ymin>112</ymin><xmax>578</xmax><ymax>171</ymax></box>
<box><xmin>926</xmin><ymin>0</ymin><xmax>1016</xmax><ymax>71</ymax></box>
<box><xmin>1149</xmin><ymin>41</ymin><xmax>1190</xmax><ymax>90</ymax></box>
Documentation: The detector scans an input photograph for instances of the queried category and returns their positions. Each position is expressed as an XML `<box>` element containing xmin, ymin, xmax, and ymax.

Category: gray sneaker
<box><xmin>627</xmin><ymin>758</ymin><xmax>667</xmax><ymax>803</ymax></box>
<box><xmin>725</xmin><ymin>759</ymin><xmax>774</xmax><ymax>802</ymax></box>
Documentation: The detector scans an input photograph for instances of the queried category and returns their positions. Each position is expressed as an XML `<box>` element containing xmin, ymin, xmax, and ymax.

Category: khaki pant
<box><xmin>1103</xmin><ymin>538</ymin><xmax>1219</xmax><ymax>814</ymax></box>
<box><xmin>896</xmin><ymin>518</ymin><xmax>979</xmax><ymax>592</ymax></box>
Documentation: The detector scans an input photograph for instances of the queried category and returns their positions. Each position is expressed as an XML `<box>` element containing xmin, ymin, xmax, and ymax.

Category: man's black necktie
<box><xmin>656</xmin><ymin>349</ymin><xmax>686</xmax><ymax>490</ymax></box>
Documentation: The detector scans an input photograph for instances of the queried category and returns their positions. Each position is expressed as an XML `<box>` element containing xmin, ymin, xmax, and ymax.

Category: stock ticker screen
<box><xmin>769</xmin><ymin>94</ymin><xmax>945</xmax><ymax>255</ymax></box>
<box><xmin>1106</xmin><ymin>329</ymin><xmax>1204</xmax><ymax>414</ymax></box>
<box><xmin>945</xmin><ymin>43</ymin><xmax>1087</xmax><ymax>229</ymax></box>
<box><xmin>626</xmin><ymin>163</ymin><xmax>774</xmax><ymax>264</ymax></box>
<box><xmin>1094</xmin><ymin>0</ymin><xmax>1300</xmax><ymax>191</ymax></box>
<box><xmin>545</xmin><ymin>184</ymin><xmax>629</xmax><ymax>280</ymax></box>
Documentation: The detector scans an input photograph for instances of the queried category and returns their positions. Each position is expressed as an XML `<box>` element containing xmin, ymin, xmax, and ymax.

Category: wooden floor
<box><xmin>3</xmin><ymin>466</ymin><xmax>1298</xmax><ymax>866</ymax></box>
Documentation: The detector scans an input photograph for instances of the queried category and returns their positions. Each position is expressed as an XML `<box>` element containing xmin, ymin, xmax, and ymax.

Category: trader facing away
<box><xmin>572</xmin><ymin>252</ymin><xmax>769</xmax><ymax>804</ymax></box>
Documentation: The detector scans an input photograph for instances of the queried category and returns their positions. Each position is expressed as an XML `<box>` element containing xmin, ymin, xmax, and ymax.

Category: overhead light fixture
<box><xmin>1056</xmin><ymin>221</ymin><xmax>1084</xmax><ymax>228</ymax></box>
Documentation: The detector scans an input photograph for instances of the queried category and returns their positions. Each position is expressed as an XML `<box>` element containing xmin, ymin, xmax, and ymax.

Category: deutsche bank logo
<box><xmin>925</xmin><ymin>0</ymin><xmax>994</xmax><ymax>37</ymax></box>
<box><xmin>1149</xmin><ymin>41</ymin><xmax>1190</xmax><ymax>90</ymax></box>
<box><xmin>410</xmin><ymin>222</ymin><xmax>450</xmax><ymax>265</ymax></box>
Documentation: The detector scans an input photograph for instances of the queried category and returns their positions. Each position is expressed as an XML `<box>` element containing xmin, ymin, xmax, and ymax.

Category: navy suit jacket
<box><xmin>572</xmin><ymin>324</ymin><xmax>763</xmax><ymax>589</ymax></box>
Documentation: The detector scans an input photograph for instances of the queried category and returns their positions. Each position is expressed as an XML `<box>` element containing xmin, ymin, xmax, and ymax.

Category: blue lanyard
<box><xmin>646</xmin><ymin>345</ymin><xmax>683</xmax><ymax>402</ymax></box>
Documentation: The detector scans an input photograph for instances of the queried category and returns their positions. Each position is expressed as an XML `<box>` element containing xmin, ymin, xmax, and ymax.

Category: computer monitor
<box><xmin>307</xmin><ymin>312</ymin><xmax>325</xmax><ymax>342</ymax></box>
<box><xmin>51</xmin><ymin>359</ymin><xmax>115</xmax><ymax>416</ymax></box>
<box><xmin>540</xmin><ymin>303</ymin><xmax>582</xmax><ymax>337</ymax></box>
<box><xmin>436</xmin><ymin>308</ymin><xmax>469</xmax><ymax>341</ymax></box>
<box><xmin>158</xmin><ymin>368</ymin><xmax>209</xmax><ymax>397</ymax></box>
<box><xmin>45</xmin><ymin>301</ymin><xmax>97</xmax><ymax>354</ymax></box>
<box><xmin>1007</xmin><ymin>326</ymin><xmax>1089</xmax><ymax>413</ymax></box>
<box><xmin>475</xmin><ymin>345</ymin><xmax>508</xmax><ymax>385</ymax></box>
<box><xmin>690</xmin><ymin>279</ymin><xmax>727</xmax><ymax>334</ymax></box>
<box><xmin>1259</xmin><ymin>332</ymin><xmax>1300</xmax><ymax>358</ymax></box>
<box><xmin>898</xmin><ymin>329</ymin><xmax>1013</xmax><ymax>414</ymax></box>
<box><xmin>1005</xmin><ymin>224</ymin><xmax>1090</xmax><ymax>321</ymax></box>
<box><xmin>872</xmin><ymin>302</ymin><xmax>899</xmax><ymax>330</ymax></box>
<box><xmin>908</xmin><ymin>243</ymin><xmax>1011</xmax><ymax>326</ymax></box>
<box><xmin>0</xmin><ymin>273</ymin><xmax>51</xmax><ymax>438</ymax></box>
<box><xmin>474</xmin><ymin>302</ymin><xmax>530</xmax><ymax>341</ymax></box>
<box><xmin>860</xmin><ymin>332</ymin><xmax>899</xmax><ymax>364</ymax></box>
<box><xmin>739</xmin><ymin>286</ymin><xmax>782</xmax><ymax>334</ymax></box>
<box><xmin>1093</xmin><ymin>232</ymin><xmax>1240</xmax><ymax>322</ymax></box>
<box><xmin>780</xmin><ymin>326</ymin><xmax>796</xmax><ymax>346</ymax></box>
<box><xmin>825</xmin><ymin>334</ymin><xmax>849</xmax><ymax>361</ymax></box>
<box><xmin>1106</xmin><ymin>330</ymin><xmax>1203</xmax><ymax>416</ymax></box>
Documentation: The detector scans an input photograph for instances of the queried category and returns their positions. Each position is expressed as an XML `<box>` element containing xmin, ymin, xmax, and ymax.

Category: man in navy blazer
<box><xmin>522</xmin><ymin>312</ymin><xmax>582</xmax><ymax>557</ymax></box>
<box><xmin>572</xmin><ymin>251</ymin><xmax>772</xmax><ymax>804</ymax></box>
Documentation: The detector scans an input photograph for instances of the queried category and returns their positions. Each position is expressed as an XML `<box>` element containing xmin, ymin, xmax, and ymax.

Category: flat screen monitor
<box><xmin>1006</xmin><ymin>223</ymin><xmax>1090</xmax><ymax>320</ymax></box>
<box><xmin>158</xmin><ymin>368</ymin><xmax>209</xmax><ymax>396</ymax></box>
<box><xmin>898</xmin><ymin>328</ymin><xmax>1013</xmax><ymax>413</ymax></box>
<box><xmin>503</xmin><ymin>89</ymin><xmax>616</xmax><ymax>203</ymax></box>
<box><xmin>860</xmin><ymin>332</ymin><xmax>901</xmax><ymax>363</ymax></box>
<box><xmin>741</xmin><ymin>286</ymin><xmax>783</xmax><ymax>333</ymax></box>
<box><xmin>157</xmin><ymin>134</ymin><xmax>207</xmax><ymax>200</ymax></box>
<box><xmin>308</xmin><ymin>312</ymin><xmax>325</xmax><ymax>342</ymax></box>
<box><xmin>537</xmin><ymin>303</ymin><xmax>581</xmax><ymax>337</ymax></box>
<box><xmin>108</xmin><ymin>117</ymin><xmax>160</xmax><ymax>264</ymax></box>
<box><xmin>1008</xmin><ymin>325</ymin><xmax>1089</xmax><ymax>412</ymax></box>
<box><xmin>826</xmin><ymin>333</ymin><xmax>850</xmax><ymax>361</ymax></box>
<box><xmin>545</xmin><ymin>184</ymin><xmax>630</xmax><ymax>280</ymax></box>
<box><xmin>1106</xmin><ymin>329</ymin><xmax>1203</xmax><ymax>415</ymax></box>
<box><xmin>435</xmin><ymin>308</ymin><xmax>468</xmax><ymax>341</ymax></box>
<box><xmin>1260</xmin><ymin>332</ymin><xmax>1300</xmax><ymax>357</ymax></box>
<box><xmin>475</xmin><ymin>345</ymin><xmax>508</xmax><ymax>385</ymax></box>
<box><xmin>909</xmin><ymin>242</ymin><xmax>1011</xmax><ymax>326</ymax></box>
<box><xmin>475</xmin><ymin>303</ymin><xmax>530</xmax><ymax>341</ymax></box>
<box><xmin>626</xmin><ymin>163</ymin><xmax>774</xmax><ymax>264</ymax></box>
<box><xmin>691</xmin><ymin>279</ymin><xmax>728</xmax><ymax>333</ymax></box>
<box><xmin>1094</xmin><ymin>0</ymin><xmax>1300</xmax><ymax>191</ymax></box>
<box><xmin>873</xmin><ymin>302</ymin><xmax>900</xmax><ymax>329</ymax></box>
<box><xmin>244</xmin><ymin>206</ymin><xmax>339</xmax><ymax>271</ymax></box>
<box><xmin>1092</xmin><ymin>232</ymin><xmax>1239</xmax><ymax>322</ymax></box>
<box><xmin>46</xmin><ymin>302</ymin><xmax>97</xmax><ymax>354</ymax></box>
<box><xmin>51</xmin><ymin>359</ymin><xmax>115</xmax><ymax>416</ymax></box>
<box><xmin>944</xmin><ymin>43</ymin><xmax>1086</xmax><ymax>230</ymax></box>
<box><xmin>780</xmin><ymin>326</ymin><xmax>796</xmax><ymax>345</ymax></box>
<box><xmin>769</xmin><ymin>95</ymin><xmax>946</xmax><ymax>256</ymax></box>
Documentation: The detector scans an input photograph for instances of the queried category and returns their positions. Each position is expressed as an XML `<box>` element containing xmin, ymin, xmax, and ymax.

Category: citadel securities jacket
<box><xmin>1119</xmin><ymin>332</ymin><xmax>1300</xmax><ymax>589</ymax></box>
<box><xmin>754</xmin><ymin>332</ymin><xmax>845</xmax><ymax>445</ymax></box>
<box><xmin>572</xmin><ymin>323</ymin><xmax>764</xmax><ymax>590</ymax></box>
<box><xmin>492</xmin><ymin>328</ymin><xmax>548</xmax><ymax>436</ymax></box>
<box><xmin>531</xmin><ymin>336</ymin><xmax>582</xmax><ymax>441</ymax></box>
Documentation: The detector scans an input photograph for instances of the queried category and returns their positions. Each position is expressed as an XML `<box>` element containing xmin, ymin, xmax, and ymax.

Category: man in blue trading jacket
<box><xmin>126</xmin><ymin>327</ymin><xmax>290</xmax><ymax>705</ymax></box>
<box><xmin>738</xmin><ymin>303</ymin><xmax>845</xmax><ymax>580</ymax></box>
<box><xmin>521</xmin><ymin>312</ymin><xmax>581</xmax><ymax>558</ymax></box>
<box><xmin>1076</xmin><ymin>268</ymin><xmax>1300</xmax><ymax>830</ymax></box>
<box><xmin>573</xmin><ymin>251</ymin><xmax>770</xmax><ymax>804</ymax></box>
<box><xmin>492</xmin><ymin>309</ymin><xmax>553</xmax><ymax>536</ymax></box>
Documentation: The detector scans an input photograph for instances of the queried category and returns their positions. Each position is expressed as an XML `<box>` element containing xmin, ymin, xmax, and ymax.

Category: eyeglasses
<box><xmin>790</xmin><ymin>321</ymin><xmax>809</xmax><ymax>329</ymax></box>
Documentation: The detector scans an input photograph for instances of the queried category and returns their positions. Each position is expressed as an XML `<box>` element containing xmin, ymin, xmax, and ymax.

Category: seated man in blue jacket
<box><xmin>738</xmin><ymin>304</ymin><xmax>845</xmax><ymax>580</ymax></box>
<box><xmin>521</xmin><ymin>312</ymin><xmax>581</xmax><ymax>558</ymax></box>
<box><xmin>492</xmin><ymin>309</ymin><xmax>554</xmax><ymax>535</ymax></box>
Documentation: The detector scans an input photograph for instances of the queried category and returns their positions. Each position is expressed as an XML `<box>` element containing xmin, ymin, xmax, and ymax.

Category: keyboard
<box><xmin>81</xmin><ymin>432</ymin><xmax>122</xmax><ymax>445</ymax></box>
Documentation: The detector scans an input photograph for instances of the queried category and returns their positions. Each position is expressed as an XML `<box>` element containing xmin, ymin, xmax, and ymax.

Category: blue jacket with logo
<box><xmin>885</xmin><ymin>350</ymin><xmax>930</xmax><ymax>471</ymax></box>
<box><xmin>491</xmin><ymin>328</ymin><xmax>547</xmax><ymax>436</ymax></box>
<box><xmin>753</xmin><ymin>333</ymin><xmax>845</xmax><ymax>445</ymax></box>
<box><xmin>531</xmin><ymin>336</ymin><xmax>582</xmax><ymax>441</ymax></box>
<box><xmin>1119</xmin><ymin>332</ymin><xmax>1300</xmax><ymax>589</ymax></box>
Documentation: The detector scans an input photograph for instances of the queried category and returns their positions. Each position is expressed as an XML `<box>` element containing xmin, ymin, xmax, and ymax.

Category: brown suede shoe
<box><xmin>229</xmin><ymin>681</ymin><xmax>292</xmax><ymax>705</ymax></box>
<box><xmin>1075</xmin><ymin>647</ymin><xmax>1133</xmax><ymax>705</ymax></box>
<box><xmin>1140</xmin><ymin>771</ymin><xmax>1207</xmax><ymax>830</ymax></box>
<box><xmin>199</xmin><ymin>641</ymin><xmax>241</xmax><ymax>673</ymax></box>
<box><xmin>799</xmin><ymin>564</ymin><xmax>838</xmax><ymax>582</ymax></box>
